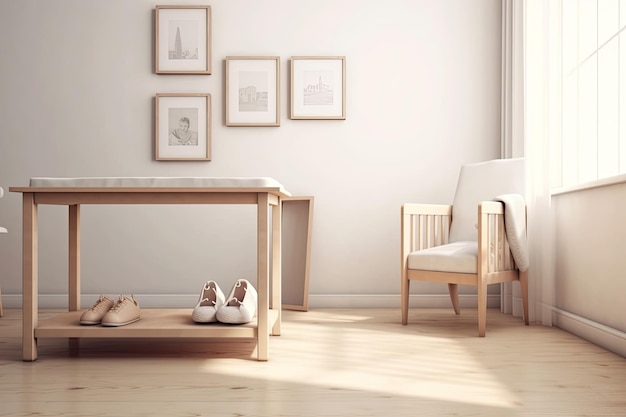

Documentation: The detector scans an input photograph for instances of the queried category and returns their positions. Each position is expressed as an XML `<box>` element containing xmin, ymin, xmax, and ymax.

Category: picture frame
<box><xmin>290</xmin><ymin>56</ymin><xmax>346</xmax><ymax>120</ymax></box>
<box><xmin>225</xmin><ymin>56</ymin><xmax>280</xmax><ymax>127</ymax></box>
<box><xmin>155</xmin><ymin>93</ymin><xmax>211</xmax><ymax>161</ymax></box>
<box><xmin>155</xmin><ymin>5</ymin><xmax>211</xmax><ymax>74</ymax></box>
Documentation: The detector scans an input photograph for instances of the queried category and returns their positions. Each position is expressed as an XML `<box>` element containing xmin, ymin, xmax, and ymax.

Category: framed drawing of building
<box><xmin>290</xmin><ymin>56</ymin><xmax>346</xmax><ymax>120</ymax></box>
<box><xmin>155</xmin><ymin>6</ymin><xmax>211</xmax><ymax>74</ymax></box>
<box><xmin>225</xmin><ymin>56</ymin><xmax>280</xmax><ymax>126</ymax></box>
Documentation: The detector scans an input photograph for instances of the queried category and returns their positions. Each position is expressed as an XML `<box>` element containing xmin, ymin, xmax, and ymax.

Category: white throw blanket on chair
<box><xmin>492</xmin><ymin>194</ymin><xmax>528</xmax><ymax>271</ymax></box>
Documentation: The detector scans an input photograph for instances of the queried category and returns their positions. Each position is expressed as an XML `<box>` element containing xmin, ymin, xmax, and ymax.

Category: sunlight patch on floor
<box><xmin>202</xmin><ymin>319</ymin><xmax>520</xmax><ymax>409</ymax></box>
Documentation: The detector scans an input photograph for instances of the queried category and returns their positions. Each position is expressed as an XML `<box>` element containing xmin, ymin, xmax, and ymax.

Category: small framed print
<box><xmin>225</xmin><ymin>56</ymin><xmax>280</xmax><ymax>127</ymax></box>
<box><xmin>155</xmin><ymin>5</ymin><xmax>211</xmax><ymax>74</ymax></box>
<box><xmin>290</xmin><ymin>56</ymin><xmax>346</xmax><ymax>120</ymax></box>
<box><xmin>155</xmin><ymin>93</ymin><xmax>211</xmax><ymax>161</ymax></box>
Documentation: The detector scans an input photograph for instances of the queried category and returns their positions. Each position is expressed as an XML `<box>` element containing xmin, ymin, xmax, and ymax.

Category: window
<box><xmin>555</xmin><ymin>0</ymin><xmax>626</xmax><ymax>188</ymax></box>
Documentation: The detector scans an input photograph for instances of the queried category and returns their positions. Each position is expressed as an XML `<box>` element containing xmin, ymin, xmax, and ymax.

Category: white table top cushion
<box><xmin>29</xmin><ymin>177</ymin><xmax>288</xmax><ymax>193</ymax></box>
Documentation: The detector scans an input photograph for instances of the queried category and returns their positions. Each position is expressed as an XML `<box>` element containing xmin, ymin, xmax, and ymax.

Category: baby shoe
<box><xmin>101</xmin><ymin>295</ymin><xmax>141</xmax><ymax>327</ymax></box>
<box><xmin>191</xmin><ymin>281</ymin><xmax>225</xmax><ymax>323</ymax></box>
<box><xmin>79</xmin><ymin>295</ymin><xmax>115</xmax><ymax>325</ymax></box>
<box><xmin>216</xmin><ymin>279</ymin><xmax>257</xmax><ymax>324</ymax></box>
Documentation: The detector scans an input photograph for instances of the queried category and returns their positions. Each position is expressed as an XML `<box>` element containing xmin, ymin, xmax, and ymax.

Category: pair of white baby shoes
<box><xmin>191</xmin><ymin>279</ymin><xmax>257</xmax><ymax>324</ymax></box>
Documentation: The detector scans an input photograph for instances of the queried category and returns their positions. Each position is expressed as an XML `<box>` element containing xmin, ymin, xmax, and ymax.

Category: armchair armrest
<box><xmin>479</xmin><ymin>200</ymin><xmax>505</xmax><ymax>215</ymax></box>
<box><xmin>402</xmin><ymin>203</ymin><xmax>452</xmax><ymax>217</ymax></box>
<box><xmin>478</xmin><ymin>200</ymin><xmax>517</xmax><ymax>275</ymax></box>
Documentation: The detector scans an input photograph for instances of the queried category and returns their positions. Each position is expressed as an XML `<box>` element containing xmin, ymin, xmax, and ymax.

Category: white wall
<box><xmin>0</xmin><ymin>0</ymin><xmax>502</xmax><ymax>308</ymax></box>
<box><xmin>552</xmin><ymin>182</ymin><xmax>626</xmax><ymax>356</ymax></box>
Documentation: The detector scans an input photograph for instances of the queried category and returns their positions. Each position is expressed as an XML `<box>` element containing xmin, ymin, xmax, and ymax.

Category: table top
<box><xmin>10</xmin><ymin>177</ymin><xmax>291</xmax><ymax>197</ymax></box>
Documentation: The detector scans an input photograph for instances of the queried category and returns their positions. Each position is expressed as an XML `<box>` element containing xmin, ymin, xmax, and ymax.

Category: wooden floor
<box><xmin>0</xmin><ymin>308</ymin><xmax>624</xmax><ymax>417</ymax></box>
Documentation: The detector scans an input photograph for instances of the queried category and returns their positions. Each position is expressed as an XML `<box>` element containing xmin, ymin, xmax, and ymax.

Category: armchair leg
<box><xmin>448</xmin><ymin>283</ymin><xmax>460</xmax><ymax>315</ymax></box>
<box><xmin>401</xmin><ymin>275</ymin><xmax>410</xmax><ymax>325</ymax></box>
<box><xmin>520</xmin><ymin>269</ymin><xmax>529</xmax><ymax>325</ymax></box>
<box><xmin>477</xmin><ymin>282</ymin><xmax>487</xmax><ymax>337</ymax></box>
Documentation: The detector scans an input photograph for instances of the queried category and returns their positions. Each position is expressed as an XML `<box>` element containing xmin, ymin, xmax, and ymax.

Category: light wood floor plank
<box><xmin>0</xmin><ymin>308</ymin><xmax>624</xmax><ymax>416</ymax></box>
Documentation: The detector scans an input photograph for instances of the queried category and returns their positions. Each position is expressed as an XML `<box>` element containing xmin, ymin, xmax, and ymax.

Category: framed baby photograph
<box><xmin>155</xmin><ymin>5</ymin><xmax>211</xmax><ymax>74</ymax></box>
<box><xmin>155</xmin><ymin>93</ymin><xmax>211</xmax><ymax>161</ymax></box>
<box><xmin>290</xmin><ymin>56</ymin><xmax>346</xmax><ymax>120</ymax></box>
<box><xmin>225</xmin><ymin>56</ymin><xmax>280</xmax><ymax>126</ymax></box>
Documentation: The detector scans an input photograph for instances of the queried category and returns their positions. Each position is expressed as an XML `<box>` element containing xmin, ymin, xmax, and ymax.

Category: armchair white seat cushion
<box><xmin>407</xmin><ymin>241</ymin><xmax>477</xmax><ymax>274</ymax></box>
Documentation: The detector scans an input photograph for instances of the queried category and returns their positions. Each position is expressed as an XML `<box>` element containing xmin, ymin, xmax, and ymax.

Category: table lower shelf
<box><xmin>34</xmin><ymin>309</ymin><xmax>279</xmax><ymax>339</ymax></box>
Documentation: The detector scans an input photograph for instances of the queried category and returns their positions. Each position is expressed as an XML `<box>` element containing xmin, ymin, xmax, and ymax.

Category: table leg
<box><xmin>69</xmin><ymin>205</ymin><xmax>81</xmax><ymax>311</ymax></box>
<box><xmin>22</xmin><ymin>193</ymin><xmax>38</xmax><ymax>361</ymax></box>
<box><xmin>271</xmin><ymin>198</ymin><xmax>282</xmax><ymax>336</ymax></box>
<box><xmin>257</xmin><ymin>193</ymin><xmax>269</xmax><ymax>361</ymax></box>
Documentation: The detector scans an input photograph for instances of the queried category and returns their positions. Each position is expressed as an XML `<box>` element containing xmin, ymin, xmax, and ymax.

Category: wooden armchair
<box><xmin>401</xmin><ymin>158</ymin><xmax>529</xmax><ymax>336</ymax></box>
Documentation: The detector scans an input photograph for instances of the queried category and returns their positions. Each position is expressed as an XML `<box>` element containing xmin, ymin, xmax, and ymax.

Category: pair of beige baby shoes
<box><xmin>79</xmin><ymin>295</ymin><xmax>141</xmax><ymax>327</ymax></box>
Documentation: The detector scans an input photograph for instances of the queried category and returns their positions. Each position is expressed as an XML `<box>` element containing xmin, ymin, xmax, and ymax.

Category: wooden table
<box><xmin>10</xmin><ymin>177</ymin><xmax>290</xmax><ymax>361</ymax></box>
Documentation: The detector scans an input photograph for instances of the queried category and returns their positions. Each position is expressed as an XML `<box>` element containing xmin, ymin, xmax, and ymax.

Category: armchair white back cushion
<box><xmin>448</xmin><ymin>158</ymin><xmax>525</xmax><ymax>243</ymax></box>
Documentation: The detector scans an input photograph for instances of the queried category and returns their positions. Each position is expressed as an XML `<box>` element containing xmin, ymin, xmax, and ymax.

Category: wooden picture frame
<box><xmin>290</xmin><ymin>56</ymin><xmax>346</xmax><ymax>120</ymax></box>
<box><xmin>155</xmin><ymin>93</ymin><xmax>211</xmax><ymax>161</ymax></box>
<box><xmin>225</xmin><ymin>56</ymin><xmax>280</xmax><ymax>126</ymax></box>
<box><xmin>155</xmin><ymin>5</ymin><xmax>211</xmax><ymax>74</ymax></box>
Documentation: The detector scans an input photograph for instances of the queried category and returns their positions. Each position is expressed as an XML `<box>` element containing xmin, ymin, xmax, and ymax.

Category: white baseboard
<box><xmin>552</xmin><ymin>307</ymin><xmax>626</xmax><ymax>358</ymax></box>
<box><xmin>1</xmin><ymin>293</ymin><xmax>501</xmax><ymax>310</ymax></box>
<box><xmin>511</xmin><ymin>296</ymin><xmax>524</xmax><ymax>318</ymax></box>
